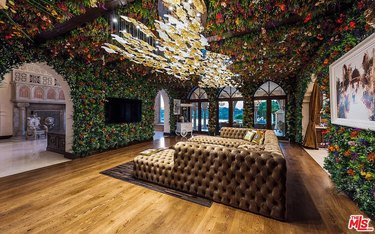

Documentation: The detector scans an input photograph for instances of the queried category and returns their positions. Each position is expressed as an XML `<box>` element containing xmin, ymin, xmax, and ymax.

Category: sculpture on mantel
<box><xmin>44</xmin><ymin>116</ymin><xmax>55</xmax><ymax>130</ymax></box>
<box><xmin>26</xmin><ymin>113</ymin><xmax>48</xmax><ymax>140</ymax></box>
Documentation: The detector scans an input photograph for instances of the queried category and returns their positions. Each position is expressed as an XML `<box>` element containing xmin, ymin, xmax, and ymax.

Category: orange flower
<box><xmin>344</xmin><ymin>150</ymin><xmax>352</xmax><ymax>157</ymax></box>
<box><xmin>334</xmin><ymin>145</ymin><xmax>340</xmax><ymax>151</ymax></box>
<box><xmin>350</xmin><ymin>131</ymin><xmax>359</xmax><ymax>138</ymax></box>
<box><xmin>328</xmin><ymin>146</ymin><xmax>335</xmax><ymax>152</ymax></box>
<box><xmin>368</xmin><ymin>153</ymin><xmax>375</xmax><ymax>162</ymax></box>
<box><xmin>323</xmin><ymin>58</ymin><xmax>329</xmax><ymax>65</ymax></box>
<box><xmin>347</xmin><ymin>168</ymin><xmax>355</xmax><ymax>176</ymax></box>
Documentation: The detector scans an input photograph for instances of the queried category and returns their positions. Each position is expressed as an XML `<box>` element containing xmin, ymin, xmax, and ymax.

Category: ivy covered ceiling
<box><xmin>0</xmin><ymin>0</ymin><xmax>374</xmax><ymax>86</ymax></box>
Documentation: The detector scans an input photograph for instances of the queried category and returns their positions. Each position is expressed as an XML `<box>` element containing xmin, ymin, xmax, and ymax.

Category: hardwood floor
<box><xmin>0</xmin><ymin>137</ymin><xmax>372</xmax><ymax>233</ymax></box>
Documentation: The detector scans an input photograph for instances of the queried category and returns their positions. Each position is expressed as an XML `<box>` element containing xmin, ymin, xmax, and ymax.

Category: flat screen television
<box><xmin>105</xmin><ymin>98</ymin><xmax>142</xmax><ymax>124</ymax></box>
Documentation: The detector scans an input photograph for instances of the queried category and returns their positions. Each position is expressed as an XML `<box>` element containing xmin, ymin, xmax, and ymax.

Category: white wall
<box><xmin>0</xmin><ymin>73</ymin><xmax>14</xmax><ymax>136</ymax></box>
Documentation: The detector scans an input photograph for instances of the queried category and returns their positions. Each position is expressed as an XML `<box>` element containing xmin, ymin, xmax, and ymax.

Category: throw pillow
<box><xmin>251</xmin><ymin>130</ymin><xmax>265</xmax><ymax>144</ymax></box>
<box><xmin>243</xmin><ymin>130</ymin><xmax>256</xmax><ymax>141</ymax></box>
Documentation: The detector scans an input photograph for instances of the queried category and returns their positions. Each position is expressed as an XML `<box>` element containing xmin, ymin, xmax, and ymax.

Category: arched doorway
<box><xmin>154</xmin><ymin>89</ymin><xmax>170</xmax><ymax>134</ymax></box>
<box><xmin>188</xmin><ymin>87</ymin><xmax>209</xmax><ymax>132</ymax></box>
<box><xmin>217</xmin><ymin>87</ymin><xmax>244</xmax><ymax>128</ymax></box>
<box><xmin>0</xmin><ymin>62</ymin><xmax>73</xmax><ymax>177</ymax></box>
<box><xmin>254</xmin><ymin>81</ymin><xmax>286</xmax><ymax>137</ymax></box>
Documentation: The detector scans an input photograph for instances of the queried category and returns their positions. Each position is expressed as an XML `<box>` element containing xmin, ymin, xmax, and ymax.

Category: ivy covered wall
<box><xmin>292</xmin><ymin>4</ymin><xmax>375</xmax><ymax>218</ymax></box>
<box><xmin>0</xmin><ymin>39</ymin><xmax>189</xmax><ymax>156</ymax></box>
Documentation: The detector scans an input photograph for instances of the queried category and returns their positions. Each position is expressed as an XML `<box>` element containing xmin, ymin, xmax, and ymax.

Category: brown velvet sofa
<box><xmin>133</xmin><ymin>128</ymin><xmax>287</xmax><ymax>220</ymax></box>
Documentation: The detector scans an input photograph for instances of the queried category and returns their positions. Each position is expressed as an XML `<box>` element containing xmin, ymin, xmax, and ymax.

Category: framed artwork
<box><xmin>173</xmin><ymin>99</ymin><xmax>181</xmax><ymax>115</ymax></box>
<box><xmin>329</xmin><ymin>33</ymin><xmax>375</xmax><ymax>130</ymax></box>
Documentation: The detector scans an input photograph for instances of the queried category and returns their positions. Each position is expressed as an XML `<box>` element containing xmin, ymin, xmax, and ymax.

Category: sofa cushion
<box><xmin>243</xmin><ymin>130</ymin><xmax>256</xmax><ymax>141</ymax></box>
<box><xmin>188</xmin><ymin>135</ymin><xmax>249</xmax><ymax>148</ymax></box>
<box><xmin>219</xmin><ymin>127</ymin><xmax>249</xmax><ymax>139</ymax></box>
<box><xmin>252</xmin><ymin>130</ymin><xmax>265</xmax><ymax>144</ymax></box>
<box><xmin>134</xmin><ymin>149</ymin><xmax>175</xmax><ymax>169</ymax></box>
<box><xmin>238</xmin><ymin>144</ymin><xmax>265</xmax><ymax>151</ymax></box>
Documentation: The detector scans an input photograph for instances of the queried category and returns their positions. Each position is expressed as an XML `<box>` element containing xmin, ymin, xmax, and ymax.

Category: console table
<box><xmin>175</xmin><ymin>122</ymin><xmax>193</xmax><ymax>137</ymax></box>
<box><xmin>47</xmin><ymin>131</ymin><xmax>65</xmax><ymax>154</ymax></box>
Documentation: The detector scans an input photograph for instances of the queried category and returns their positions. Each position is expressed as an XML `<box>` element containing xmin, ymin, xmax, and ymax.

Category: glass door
<box><xmin>218</xmin><ymin>101</ymin><xmax>229</xmax><ymax>128</ymax></box>
<box><xmin>254</xmin><ymin>100</ymin><xmax>267</xmax><ymax>129</ymax></box>
<box><xmin>254</xmin><ymin>99</ymin><xmax>286</xmax><ymax>136</ymax></box>
<box><xmin>233</xmin><ymin>100</ymin><xmax>244</xmax><ymax>128</ymax></box>
<box><xmin>200</xmin><ymin>102</ymin><xmax>209</xmax><ymax>132</ymax></box>
<box><xmin>190</xmin><ymin>102</ymin><xmax>209</xmax><ymax>132</ymax></box>
<box><xmin>191</xmin><ymin>102</ymin><xmax>199</xmax><ymax>131</ymax></box>
<box><xmin>272</xmin><ymin>99</ymin><xmax>285</xmax><ymax>137</ymax></box>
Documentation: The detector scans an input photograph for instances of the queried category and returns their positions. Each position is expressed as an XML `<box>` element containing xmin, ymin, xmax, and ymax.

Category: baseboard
<box><xmin>64</xmin><ymin>152</ymin><xmax>79</xmax><ymax>159</ymax></box>
<box><xmin>0</xmin><ymin>135</ymin><xmax>12</xmax><ymax>140</ymax></box>
<box><xmin>66</xmin><ymin>138</ymin><xmax>155</xmax><ymax>159</ymax></box>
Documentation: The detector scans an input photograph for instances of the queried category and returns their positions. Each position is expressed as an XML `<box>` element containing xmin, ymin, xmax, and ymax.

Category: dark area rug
<box><xmin>100</xmin><ymin>161</ymin><xmax>212</xmax><ymax>207</ymax></box>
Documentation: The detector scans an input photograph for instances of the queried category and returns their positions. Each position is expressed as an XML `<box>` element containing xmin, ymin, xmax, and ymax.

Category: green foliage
<box><xmin>324</xmin><ymin>126</ymin><xmax>375</xmax><ymax>219</ymax></box>
<box><xmin>288</xmin><ymin>4</ymin><xmax>375</xmax><ymax>218</ymax></box>
<box><xmin>206</xmin><ymin>88</ymin><xmax>218</xmax><ymax>135</ymax></box>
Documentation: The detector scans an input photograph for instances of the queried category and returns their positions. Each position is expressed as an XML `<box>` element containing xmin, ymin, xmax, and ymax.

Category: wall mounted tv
<box><xmin>105</xmin><ymin>98</ymin><xmax>142</xmax><ymax>124</ymax></box>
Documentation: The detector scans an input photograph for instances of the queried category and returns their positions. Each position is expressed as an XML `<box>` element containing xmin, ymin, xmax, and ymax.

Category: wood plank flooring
<box><xmin>0</xmin><ymin>137</ymin><xmax>372</xmax><ymax>234</ymax></box>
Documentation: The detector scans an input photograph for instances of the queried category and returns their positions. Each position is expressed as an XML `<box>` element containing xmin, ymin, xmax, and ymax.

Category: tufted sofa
<box><xmin>133</xmin><ymin>130</ymin><xmax>287</xmax><ymax>220</ymax></box>
<box><xmin>188</xmin><ymin>127</ymin><xmax>265</xmax><ymax>148</ymax></box>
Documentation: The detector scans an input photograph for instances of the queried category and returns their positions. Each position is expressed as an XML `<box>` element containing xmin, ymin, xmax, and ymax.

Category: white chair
<box><xmin>26</xmin><ymin>115</ymin><xmax>47</xmax><ymax>140</ymax></box>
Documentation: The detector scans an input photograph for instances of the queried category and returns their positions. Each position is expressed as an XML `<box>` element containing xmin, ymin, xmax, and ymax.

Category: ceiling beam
<box><xmin>34</xmin><ymin>0</ymin><xmax>134</xmax><ymax>43</ymax></box>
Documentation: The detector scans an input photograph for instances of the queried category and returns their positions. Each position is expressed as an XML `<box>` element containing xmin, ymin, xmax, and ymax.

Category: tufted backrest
<box><xmin>173</xmin><ymin>141</ymin><xmax>287</xmax><ymax>220</ymax></box>
<box><xmin>219</xmin><ymin>127</ymin><xmax>250</xmax><ymax>139</ymax></box>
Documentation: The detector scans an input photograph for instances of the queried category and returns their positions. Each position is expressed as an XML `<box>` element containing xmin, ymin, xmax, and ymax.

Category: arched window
<box><xmin>189</xmin><ymin>87</ymin><xmax>208</xmax><ymax>100</ymax></box>
<box><xmin>254</xmin><ymin>81</ymin><xmax>286</xmax><ymax>97</ymax></box>
<box><xmin>254</xmin><ymin>81</ymin><xmax>286</xmax><ymax>137</ymax></box>
<box><xmin>217</xmin><ymin>87</ymin><xmax>243</xmax><ymax>128</ymax></box>
<box><xmin>189</xmin><ymin>87</ymin><xmax>208</xmax><ymax>132</ymax></box>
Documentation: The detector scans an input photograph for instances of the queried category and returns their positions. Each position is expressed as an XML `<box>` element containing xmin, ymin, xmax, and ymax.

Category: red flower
<box><xmin>216</xmin><ymin>13</ymin><xmax>224</xmax><ymax>24</ymax></box>
<box><xmin>347</xmin><ymin>168</ymin><xmax>355</xmax><ymax>176</ymax></box>
<box><xmin>358</xmin><ymin>1</ymin><xmax>364</xmax><ymax>9</ymax></box>
<box><xmin>349</xmin><ymin>21</ymin><xmax>356</xmax><ymax>29</ymax></box>
<box><xmin>278</xmin><ymin>4</ymin><xmax>286</xmax><ymax>12</ymax></box>
<box><xmin>304</xmin><ymin>13</ymin><xmax>312</xmax><ymax>23</ymax></box>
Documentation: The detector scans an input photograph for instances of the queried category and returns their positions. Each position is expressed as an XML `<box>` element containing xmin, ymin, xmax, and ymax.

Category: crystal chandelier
<box><xmin>102</xmin><ymin>0</ymin><xmax>237</xmax><ymax>88</ymax></box>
